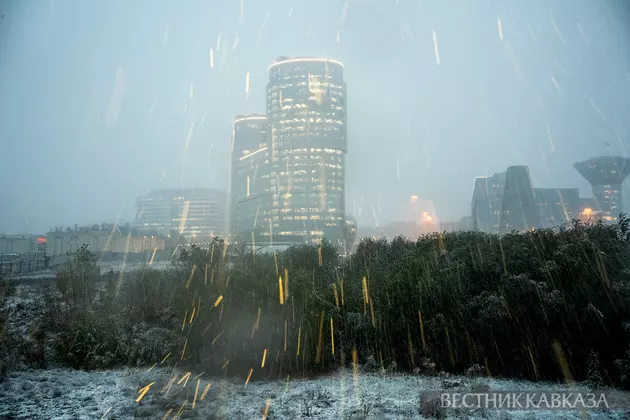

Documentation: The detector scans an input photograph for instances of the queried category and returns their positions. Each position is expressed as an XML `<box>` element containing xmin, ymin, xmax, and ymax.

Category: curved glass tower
<box><xmin>266</xmin><ymin>57</ymin><xmax>347</xmax><ymax>246</ymax></box>
<box><xmin>574</xmin><ymin>156</ymin><xmax>630</xmax><ymax>218</ymax></box>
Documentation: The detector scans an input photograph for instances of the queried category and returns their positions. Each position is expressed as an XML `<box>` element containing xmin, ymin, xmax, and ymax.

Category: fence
<box><xmin>0</xmin><ymin>256</ymin><xmax>51</xmax><ymax>277</ymax></box>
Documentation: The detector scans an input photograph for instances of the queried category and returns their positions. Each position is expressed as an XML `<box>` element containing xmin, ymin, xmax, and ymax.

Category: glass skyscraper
<box><xmin>266</xmin><ymin>57</ymin><xmax>347</xmax><ymax>246</ymax></box>
<box><xmin>230</xmin><ymin>115</ymin><xmax>271</xmax><ymax>243</ymax></box>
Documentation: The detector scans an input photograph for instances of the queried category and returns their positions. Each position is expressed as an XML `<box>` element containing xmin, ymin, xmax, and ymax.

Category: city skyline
<box><xmin>3</xmin><ymin>0</ymin><xmax>630</xmax><ymax>234</ymax></box>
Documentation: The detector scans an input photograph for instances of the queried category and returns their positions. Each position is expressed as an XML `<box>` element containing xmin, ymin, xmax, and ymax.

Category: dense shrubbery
<box><xmin>18</xmin><ymin>217</ymin><xmax>630</xmax><ymax>387</ymax></box>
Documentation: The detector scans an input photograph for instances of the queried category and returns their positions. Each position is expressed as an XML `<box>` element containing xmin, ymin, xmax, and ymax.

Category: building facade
<box><xmin>46</xmin><ymin>228</ymin><xmax>166</xmax><ymax>257</ymax></box>
<box><xmin>499</xmin><ymin>166</ymin><xmax>540</xmax><ymax>234</ymax></box>
<box><xmin>574</xmin><ymin>156</ymin><xmax>630</xmax><ymax>219</ymax></box>
<box><xmin>534</xmin><ymin>188</ymin><xmax>581</xmax><ymax>228</ymax></box>
<box><xmin>133</xmin><ymin>192</ymin><xmax>173</xmax><ymax>234</ymax></box>
<box><xmin>471</xmin><ymin>172</ymin><xmax>506</xmax><ymax>233</ymax></box>
<box><xmin>230</xmin><ymin>115</ymin><xmax>272</xmax><ymax>244</ymax></box>
<box><xmin>470</xmin><ymin>159</ymin><xmax>625</xmax><ymax>234</ymax></box>
<box><xmin>266</xmin><ymin>57</ymin><xmax>348</xmax><ymax>247</ymax></box>
<box><xmin>133</xmin><ymin>188</ymin><xmax>228</xmax><ymax>240</ymax></box>
<box><xmin>0</xmin><ymin>234</ymin><xmax>46</xmax><ymax>256</ymax></box>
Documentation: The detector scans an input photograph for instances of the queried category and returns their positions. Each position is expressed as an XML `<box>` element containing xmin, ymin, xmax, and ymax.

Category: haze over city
<box><xmin>2</xmin><ymin>0</ymin><xmax>630</xmax><ymax>234</ymax></box>
<box><xmin>7</xmin><ymin>2</ymin><xmax>630</xmax><ymax>418</ymax></box>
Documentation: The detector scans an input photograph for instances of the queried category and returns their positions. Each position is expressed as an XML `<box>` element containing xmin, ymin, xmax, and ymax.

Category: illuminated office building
<box><xmin>266</xmin><ymin>57</ymin><xmax>347</xmax><ymax>246</ymax></box>
<box><xmin>230</xmin><ymin>114</ymin><xmax>271</xmax><ymax>243</ymax></box>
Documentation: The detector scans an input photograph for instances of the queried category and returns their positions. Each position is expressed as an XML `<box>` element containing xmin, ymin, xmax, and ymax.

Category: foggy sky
<box><xmin>1</xmin><ymin>0</ymin><xmax>630</xmax><ymax>234</ymax></box>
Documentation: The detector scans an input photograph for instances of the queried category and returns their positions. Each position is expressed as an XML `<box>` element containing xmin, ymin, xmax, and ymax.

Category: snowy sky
<box><xmin>1</xmin><ymin>0</ymin><xmax>630</xmax><ymax>233</ymax></box>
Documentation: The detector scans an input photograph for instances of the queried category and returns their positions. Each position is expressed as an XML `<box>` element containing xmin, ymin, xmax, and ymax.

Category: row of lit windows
<box><xmin>268</xmin><ymin>111</ymin><xmax>344</xmax><ymax>120</ymax></box>
<box><xmin>279</xmin><ymin>201</ymin><xmax>342</xmax><ymax>209</ymax></box>
<box><xmin>276</xmin><ymin>126</ymin><xmax>345</xmax><ymax>133</ymax></box>
<box><xmin>268</xmin><ymin>80</ymin><xmax>343</xmax><ymax>89</ymax></box>
<box><xmin>276</xmin><ymin>132</ymin><xmax>344</xmax><ymax>140</ymax></box>
<box><xmin>269</xmin><ymin>104</ymin><xmax>345</xmax><ymax>114</ymax></box>
<box><xmin>270</xmin><ymin>207</ymin><xmax>341</xmax><ymax>213</ymax></box>
<box><xmin>279</xmin><ymin>175</ymin><xmax>342</xmax><ymax>182</ymax></box>
<box><xmin>283</xmin><ymin>148</ymin><xmax>344</xmax><ymax>155</ymax></box>
<box><xmin>276</xmin><ymin>124</ymin><xmax>345</xmax><ymax>132</ymax></box>
<box><xmin>278</xmin><ymin>231</ymin><xmax>325</xmax><ymax>237</ymax></box>
<box><xmin>270</xmin><ymin>81</ymin><xmax>344</xmax><ymax>89</ymax></box>
<box><xmin>289</xmin><ymin>165</ymin><xmax>343</xmax><ymax>174</ymax></box>
<box><xmin>273</xmin><ymin>192</ymin><xmax>342</xmax><ymax>200</ymax></box>
<box><xmin>276</xmin><ymin>104</ymin><xmax>344</xmax><ymax>113</ymax></box>
<box><xmin>276</xmin><ymin>123</ymin><xmax>345</xmax><ymax>131</ymax></box>
<box><xmin>276</xmin><ymin>184</ymin><xmax>343</xmax><ymax>192</ymax></box>
<box><xmin>278</xmin><ymin>165</ymin><xmax>344</xmax><ymax>174</ymax></box>
<box><xmin>277</xmin><ymin>208</ymin><xmax>339</xmax><ymax>217</ymax></box>
<box><xmin>285</xmin><ymin>154</ymin><xmax>342</xmax><ymax>161</ymax></box>
<box><xmin>269</xmin><ymin>95</ymin><xmax>345</xmax><ymax>106</ymax></box>
<box><xmin>276</xmin><ymin>115</ymin><xmax>344</xmax><ymax>124</ymax></box>
<box><xmin>274</xmin><ymin>115</ymin><xmax>345</xmax><ymax>124</ymax></box>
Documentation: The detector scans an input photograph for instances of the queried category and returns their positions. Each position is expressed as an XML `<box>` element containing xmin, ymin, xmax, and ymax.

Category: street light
<box><xmin>411</xmin><ymin>195</ymin><xmax>418</xmax><ymax>225</ymax></box>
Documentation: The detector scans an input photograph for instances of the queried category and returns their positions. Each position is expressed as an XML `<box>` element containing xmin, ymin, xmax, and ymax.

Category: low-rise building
<box><xmin>0</xmin><ymin>234</ymin><xmax>46</xmax><ymax>255</ymax></box>
<box><xmin>534</xmin><ymin>188</ymin><xmax>581</xmax><ymax>228</ymax></box>
<box><xmin>46</xmin><ymin>227</ymin><xmax>166</xmax><ymax>258</ymax></box>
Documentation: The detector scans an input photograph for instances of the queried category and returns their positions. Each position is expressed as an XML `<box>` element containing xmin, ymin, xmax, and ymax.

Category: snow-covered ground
<box><xmin>6</xmin><ymin>260</ymin><xmax>173</xmax><ymax>280</ymax></box>
<box><xmin>96</xmin><ymin>260</ymin><xmax>172</xmax><ymax>274</ymax></box>
<box><xmin>1</xmin><ymin>367</ymin><xmax>629</xmax><ymax>419</ymax></box>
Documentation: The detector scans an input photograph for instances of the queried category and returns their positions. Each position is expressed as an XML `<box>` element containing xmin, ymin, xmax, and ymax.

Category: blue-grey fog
<box><xmin>1</xmin><ymin>0</ymin><xmax>630</xmax><ymax>233</ymax></box>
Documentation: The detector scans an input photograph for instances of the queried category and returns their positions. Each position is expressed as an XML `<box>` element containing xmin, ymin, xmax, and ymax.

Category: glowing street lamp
<box><xmin>411</xmin><ymin>195</ymin><xmax>418</xmax><ymax>225</ymax></box>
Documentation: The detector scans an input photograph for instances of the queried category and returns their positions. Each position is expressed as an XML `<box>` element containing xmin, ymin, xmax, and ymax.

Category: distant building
<box><xmin>230</xmin><ymin>114</ymin><xmax>272</xmax><ymax>244</ymax></box>
<box><xmin>534</xmin><ymin>188</ymin><xmax>581</xmax><ymax>228</ymax></box>
<box><xmin>499</xmin><ymin>166</ymin><xmax>540</xmax><ymax>234</ymax></box>
<box><xmin>133</xmin><ymin>188</ymin><xmax>228</xmax><ymax>240</ymax></box>
<box><xmin>344</xmin><ymin>215</ymin><xmax>358</xmax><ymax>252</ymax></box>
<box><xmin>133</xmin><ymin>192</ymin><xmax>173</xmax><ymax>234</ymax></box>
<box><xmin>0</xmin><ymin>234</ymin><xmax>45</xmax><ymax>255</ymax></box>
<box><xmin>471</xmin><ymin>172</ymin><xmax>506</xmax><ymax>233</ymax></box>
<box><xmin>439</xmin><ymin>217</ymin><xmax>473</xmax><ymax>232</ymax></box>
<box><xmin>266</xmin><ymin>57</ymin><xmax>348</xmax><ymax>247</ymax></box>
<box><xmin>457</xmin><ymin>216</ymin><xmax>473</xmax><ymax>230</ymax></box>
<box><xmin>357</xmin><ymin>221</ymin><xmax>434</xmax><ymax>241</ymax></box>
<box><xmin>470</xmin><ymin>161</ymin><xmax>607</xmax><ymax>234</ymax></box>
<box><xmin>574</xmin><ymin>156</ymin><xmax>630</xmax><ymax>219</ymax></box>
<box><xmin>46</xmin><ymin>227</ymin><xmax>166</xmax><ymax>258</ymax></box>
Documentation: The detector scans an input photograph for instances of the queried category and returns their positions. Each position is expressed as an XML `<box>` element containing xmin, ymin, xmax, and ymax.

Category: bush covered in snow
<box><xmin>9</xmin><ymin>217</ymin><xmax>630</xmax><ymax>390</ymax></box>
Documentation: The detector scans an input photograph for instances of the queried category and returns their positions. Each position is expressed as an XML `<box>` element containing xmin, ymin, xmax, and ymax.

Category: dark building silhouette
<box><xmin>499</xmin><ymin>166</ymin><xmax>540</xmax><ymax>234</ymax></box>
<box><xmin>471</xmin><ymin>172</ymin><xmax>506</xmax><ymax>233</ymax></box>
<box><xmin>574</xmin><ymin>156</ymin><xmax>630</xmax><ymax>218</ymax></box>
<box><xmin>534</xmin><ymin>188</ymin><xmax>580</xmax><ymax>228</ymax></box>
<box><xmin>230</xmin><ymin>115</ymin><xmax>271</xmax><ymax>243</ymax></box>
<box><xmin>266</xmin><ymin>57</ymin><xmax>347</xmax><ymax>247</ymax></box>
